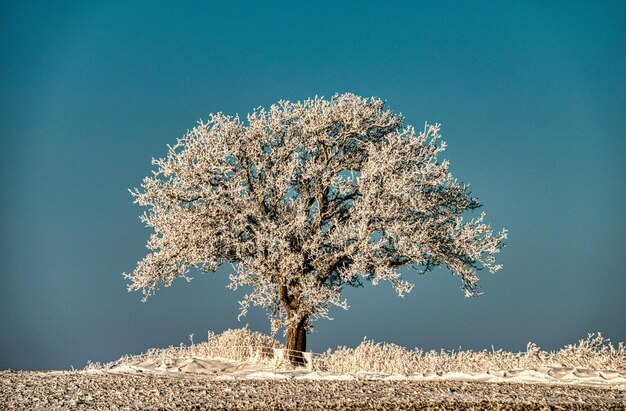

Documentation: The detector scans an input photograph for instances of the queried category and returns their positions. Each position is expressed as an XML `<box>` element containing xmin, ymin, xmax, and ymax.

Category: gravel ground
<box><xmin>1</xmin><ymin>370</ymin><xmax>625</xmax><ymax>410</ymax></box>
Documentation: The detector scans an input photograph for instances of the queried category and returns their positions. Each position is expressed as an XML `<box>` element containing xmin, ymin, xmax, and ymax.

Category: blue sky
<box><xmin>1</xmin><ymin>1</ymin><xmax>624</xmax><ymax>370</ymax></box>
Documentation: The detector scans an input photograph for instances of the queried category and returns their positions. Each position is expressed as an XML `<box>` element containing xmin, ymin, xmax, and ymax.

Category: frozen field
<box><xmin>3</xmin><ymin>329</ymin><xmax>624</xmax><ymax>409</ymax></box>
<box><xmin>2</xmin><ymin>369</ymin><xmax>626</xmax><ymax>410</ymax></box>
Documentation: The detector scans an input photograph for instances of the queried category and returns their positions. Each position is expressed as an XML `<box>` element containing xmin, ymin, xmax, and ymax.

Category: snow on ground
<box><xmin>104</xmin><ymin>355</ymin><xmax>626</xmax><ymax>388</ymax></box>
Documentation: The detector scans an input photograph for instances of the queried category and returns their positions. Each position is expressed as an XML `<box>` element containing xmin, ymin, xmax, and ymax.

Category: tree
<box><xmin>126</xmin><ymin>93</ymin><xmax>507</xmax><ymax>364</ymax></box>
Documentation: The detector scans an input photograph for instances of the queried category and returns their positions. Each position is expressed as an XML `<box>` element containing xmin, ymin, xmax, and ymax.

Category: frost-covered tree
<box><xmin>126</xmin><ymin>93</ymin><xmax>507</xmax><ymax>363</ymax></box>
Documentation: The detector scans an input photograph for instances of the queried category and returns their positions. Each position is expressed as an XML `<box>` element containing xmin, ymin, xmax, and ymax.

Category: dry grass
<box><xmin>86</xmin><ymin>326</ymin><xmax>281</xmax><ymax>370</ymax></box>
<box><xmin>314</xmin><ymin>333</ymin><xmax>625</xmax><ymax>374</ymax></box>
<box><xmin>88</xmin><ymin>328</ymin><xmax>625</xmax><ymax>374</ymax></box>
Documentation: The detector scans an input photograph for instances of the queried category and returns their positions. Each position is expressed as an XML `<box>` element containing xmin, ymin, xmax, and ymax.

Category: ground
<box><xmin>2</xmin><ymin>370</ymin><xmax>625</xmax><ymax>410</ymax></box>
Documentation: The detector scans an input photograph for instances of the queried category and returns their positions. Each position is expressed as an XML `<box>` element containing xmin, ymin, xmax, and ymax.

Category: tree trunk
<box><xmin>285</xmin><ymin>313</ymin><xmax>308</xmax><ymax>366</ymax></box>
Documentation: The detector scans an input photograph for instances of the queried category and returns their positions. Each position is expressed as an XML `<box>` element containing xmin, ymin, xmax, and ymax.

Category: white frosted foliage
<box><xmin>125</xmin><ymin>93</ymin><xmax>507</xmax><ymax>336</ymax></box>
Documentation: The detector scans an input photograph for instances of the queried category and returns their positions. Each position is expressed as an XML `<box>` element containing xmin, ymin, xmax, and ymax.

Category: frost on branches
<box><xmin>125</xmin><ymin>93</ymin><xmax>507</xmax><ymax>362</ymax></box>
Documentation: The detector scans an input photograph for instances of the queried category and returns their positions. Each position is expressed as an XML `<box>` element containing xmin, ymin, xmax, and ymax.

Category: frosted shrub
<box><xmin>88</xmin><ymin>329</ymin><xmax>624</xmax><ymax>374</ymax></box>
<box><xmin>350</xmin><ymin>340</ymin><xmax>417</xmax><ymax>374</ymax></box>
<box><xmin>313</xmin><ymin>333</ymin><xmax>625</xmax><ymax>374</ymax></box>
<box><xmin>88</xmin><ymin>327</ymin><xmax>282</xmax><ymax>370</ymax></box>
<box><xmin>201</xmin><ymin>326</ymin><xmax>282</xmax><ymax>362</ymax></box>
<box><xmin>550</xmin><ymin>333</ymin><xmax>625</xmax><ymax>370</ymax></box>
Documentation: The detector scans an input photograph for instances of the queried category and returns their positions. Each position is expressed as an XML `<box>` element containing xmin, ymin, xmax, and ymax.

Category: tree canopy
<box><xmin>126</xmin><ymin>93</ymin><xmax>507</xmax><ymax>355</ymax></box>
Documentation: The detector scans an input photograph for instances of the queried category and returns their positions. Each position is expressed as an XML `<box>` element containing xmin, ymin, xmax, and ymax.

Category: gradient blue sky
<box><xmin>1</xmin><ymin>1</ymin><xmax>625</xmax><ymax>370</ymax></box>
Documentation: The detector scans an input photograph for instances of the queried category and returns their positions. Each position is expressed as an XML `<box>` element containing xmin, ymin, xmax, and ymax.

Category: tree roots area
<box><xmin>2</xmin><ymin>371</ymin><xmax>625</xmax><ymax>410</ymax></box>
